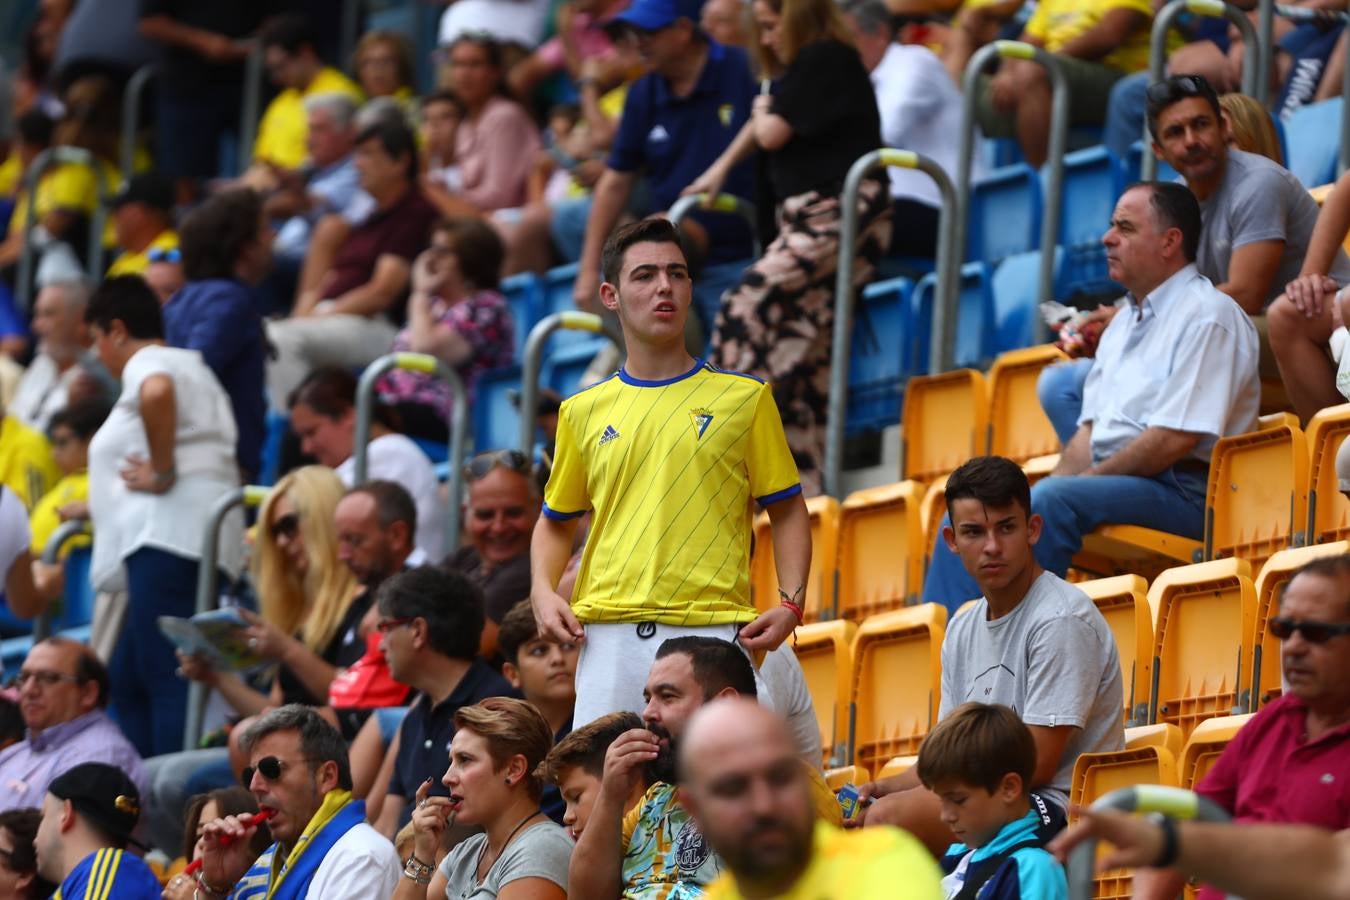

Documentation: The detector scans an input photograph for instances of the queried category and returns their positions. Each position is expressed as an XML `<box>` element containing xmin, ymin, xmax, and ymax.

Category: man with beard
<box><xmin>681</xmin><ymin>700</ymin><xmax>942</xmax><ymax>899</ymax></box>
<box><xmin>568</xmin><ymin>637</ymin><xmax>840</xmax><ymax>898</ymax></box>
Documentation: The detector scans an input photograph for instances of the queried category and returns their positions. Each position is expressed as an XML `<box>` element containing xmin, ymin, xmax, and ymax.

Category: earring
<box><xmin>504</xmin><ymin>778</ymin><xmax>512</xmax><ymax>785</ymax></box>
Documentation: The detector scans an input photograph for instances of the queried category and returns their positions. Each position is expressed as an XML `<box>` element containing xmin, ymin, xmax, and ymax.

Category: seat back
<box><xmin>55</xmin><ymin>547</ymin><xmax>95</xmax><ymax>632</ymax></box>
<box><xmin>913</xmin><ymin>263</ymin><xmax>996</xmax><ymax>370</ymax></box>
<box><xmin>1205</xmin><ymin>421</ymin><xmax>1309</xmax><ymax>573</ymax></box>
<box><xmin>540</xmin><ymin>338</ymin><xmax>607</xmax><ymax>397</ymax></box>
<box><xmin>849</xmin><ymin>276</ymin><xmax>914</xmax><ymax>434</ymax></box>
<box><xmin>1080</xmin><ymin>574</ymin><xmax>1152</xmax><ymax>725</ymax></box>
<box><xmin>900</xmin><ymin>369</ymin><xmax>989</xmax><ymax>484</ymax></box>
<box><xmin>850</xmin><ymin>604</ymin><xmax>946</xmax><ymax>774</ymax></box>
<box><xmin>1250</xmin><ymin>541</ymin><xmax>1350</xmax><ymax>708</ymax></box>
<box><xmin>499</xmin><ymin>272</ymin><xmax>541</xmax><ymax>359</ymax></box>
<box><xmin>1148</xmin><ymin>559</ymin><xmax>1257</xmax><ymax>738</ymax></box>
<box><xmin>1285</xmin><ymin>98</ymin><xmax>1342</xmax><ymax>190</ymax></box>
<box><xmin>471</xmin><ymin>365</ymin><xmax>522</xmax><ymax>454</ymax></box>
<box><xmin>986</xmin><ymin>345</ymin><xmax>1069</xmax><ymax>463</ymax></box>
<box><xmin>837</xmin><ymin>481</ymin><xmax>924</xmax><ymax>622</ymax></box>
<box><xmin>750</xmin><ymin>497</ymin><xmax>840</xmax><ymax>621</ymax></box>
<box><xmin>539</xmin><ymin>263</ymin><xmax>588</xmax><ymax>352</ymax></box>
<box><xmin>1054</xmin><ymin>145</ymin><xmax>1122</xmax><ymax>294</ymax></box>
<box><xmin>1124</xmin><ymin>722</ymin><xmax>1183</xmax><ymax>757</ymax></box>
<box><xmin>1306</xmin><ymin>403</ymin><xmax>1350</xmax><ymax>545</ymax></box>
<box><xmin>1179</xmin><ymin>713</ymin><xmax>1252</xmax><ymax>789</ymax></box>
<box><xmin>793</xmin><ymin>620</ymin><xmax>858</xmax><ymax>767</ymax></box>
<box><xmin>967</xmin><ymin>163</ymin><xmax>1043</xmax><ymax>265</ymax></box>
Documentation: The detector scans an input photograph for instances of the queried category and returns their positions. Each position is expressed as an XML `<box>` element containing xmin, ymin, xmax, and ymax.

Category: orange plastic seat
<box><xmin>900</xmin><ymin>369</ymin><xmax>988</xmax><ymax>485</ymax></box>
<box><xmin>837</xmin><ymin>481</ymin><xmax>925</xmax><ymax>622</ymax></box>
<box><xmin>1124</xmin><ymin>723</ymin><xmax>1183</xmax><ymax>757</ymax></box>
<box><xmin>1250</xmin><ymin>541</ymin><xmax>1350</xmax><ymax>708</ymax></box>
<box><xmin>849</xmin><ymin>604</ymin><xmax>945</xmax><ymax>775</ymax></box>
<box><xmin>1306</xmin><ymin>404</ymin><xmax>1350</xmax><ymax>545</ymax></box>
<box><xmin>1079</xmin><ymin>575</ymin><xmax>1153</xmax><ymax>725</ymax></box>
<box><xmin>1204</xmin><ymin>419</ymin><xmax>1309</xmax><ymax>575</ymax></box>
<box><xmin>986</xmin><ymin>345</ymin><xmax>1068</xmax><ymax>464</ymax></box>
<box><xmin>824</xmin><ymin>765</ymin><xmax>869</xmax><ymax>792</ymax></box>
<box><xmin>792</xmin><ymin>620</ymin><xmax>858</xmax><ymax>767</ymax></box>
<box><xmin>750</xmin><ymin>496</ymin><xmax>840</xmax><ymax>620</ymax></box>
<box><xmin>1179</xmin><ymin>713</ymin><xmax>1252</xmax><ymax>789</ymax></box>
<box><xmin>1075</xmin><ymin>525</ymin><xmax>1204</xmax><ymax>582</ymax></box>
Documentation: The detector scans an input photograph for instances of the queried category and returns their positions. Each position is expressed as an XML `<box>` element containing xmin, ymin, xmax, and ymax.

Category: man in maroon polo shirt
<box><xmin>1135</xmin><ymin>554</ymin><xmax>1350</xmax><ymax>900</ymax></box>
<box><xmin>265</xmin><ymin>117</ymin><xmax>438</xmax><ymax>408</ymax></box>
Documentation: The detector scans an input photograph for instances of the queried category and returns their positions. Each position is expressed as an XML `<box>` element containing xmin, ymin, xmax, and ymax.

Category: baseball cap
<box><xmin>110</xmin><ymin>174</ymin><xmax>174</xmax><ymax>214</ymax></box>
<box><xmin>48</xmin><ymin>763</ymin><xmax>145</xmax><ymax>847</ymax></box>
<box><xmin>609</xmin><ymin>0</ymin><xmax>705</xmax><ymax>32</ymax></box>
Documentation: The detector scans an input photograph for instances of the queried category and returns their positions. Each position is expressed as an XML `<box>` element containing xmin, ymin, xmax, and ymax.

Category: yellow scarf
<box><xmin>265</xmin><ymin>789</ymin><xmax>353</xmax><ymax>900</ymax></box>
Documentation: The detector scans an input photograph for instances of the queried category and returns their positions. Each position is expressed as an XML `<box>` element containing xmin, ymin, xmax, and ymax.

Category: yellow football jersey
<box><xmin>544</xmin><ymin>360</ymin><xmax>800</xmax><ymax>626</ymax></box>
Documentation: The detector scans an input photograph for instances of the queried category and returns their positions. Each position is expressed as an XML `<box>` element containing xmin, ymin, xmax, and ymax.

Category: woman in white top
<box><xmin>85</xmin><ymin>276</ymin><xmax>243</xmax><ymax>757</ymax></box>
<box><xmin>396</xmin><ymin>697</ymin><xmax>571</xmax><ymax>900</ymax></box>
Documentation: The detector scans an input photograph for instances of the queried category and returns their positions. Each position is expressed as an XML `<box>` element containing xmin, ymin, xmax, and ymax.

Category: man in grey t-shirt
<box><xmin>861</xmin><ymin>456</ymin><xmax>1124</xmax><ymax>855</ymax></box>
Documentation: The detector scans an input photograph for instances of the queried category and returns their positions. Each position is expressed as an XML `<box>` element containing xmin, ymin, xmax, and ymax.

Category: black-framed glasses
<box><xmin>375</xmin><ymin>616</ymin><xmax>416</xmax><ymax>634</ymax></box>
<box><xmin>241</xmin><ymin>756</ymin><xmax>311</xmax><ymax>787</ymax></box>
<box><xmin>1145</xmin><ymin>73</ymin><xmax>1214</xmax><ymax>106</ymax></box>
<box><xmin>1269</xmin><ymin>617</ymin><xmax>1350</xmax><ymax>644</ymax></box>
<box><xmin>270</xmin><ymin>512</ymin><xmax>300</xmax><ymax>542</ymax></box>
<box><xmin>147</xmin><ymin>247</ymin><xmax>181</xmax><ymax>264</ymax></box>
<box><xmin>14</xmin><ymin>670</ymin><xmax>82</xmax><ymax>689</ymax></box>
<box><xmin>464</xmin><ymin>449</ymin><xmax>531</xmax><ymax>481</ymax></box>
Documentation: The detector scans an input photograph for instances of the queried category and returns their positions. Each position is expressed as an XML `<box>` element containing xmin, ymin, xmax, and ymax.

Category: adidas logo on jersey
<box><xmin>598</xmin><ymin>424</ymin><xmax>621</xmax><ymax>446</ymax></box>
<box><xmin>647</xmin><ymin>124</ymin><xmax>671</xmax><ymax>143</ymax></box>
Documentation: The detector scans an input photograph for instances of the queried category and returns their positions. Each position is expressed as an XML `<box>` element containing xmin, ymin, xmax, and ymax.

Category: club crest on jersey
<box><xmin>689</xmin><ymin>408</ymin><xmax>713</xmax><ymax>439</ymax></box>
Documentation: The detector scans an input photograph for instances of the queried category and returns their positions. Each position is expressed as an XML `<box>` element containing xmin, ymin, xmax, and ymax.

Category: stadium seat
<box><xmin>1204</xmin><ymin>418</ymin><xmax>1309</xmax><ymax>574</ymax></box>
<box><xmin>849</xmin><ymin>604</ymin><xmax>946</xmax><ymax>774</ymax></box>
<box><xmin>912</xmin><ymin>263</ymin><xmax>996</xmax><ymax>370</ymax></box>
<box><xmin>792</xmin><ymin>620</ymin><xmax>858</xmax><ymax>766</ymax></box>
<box><xmin>472</xmin><ymin>365</ymin><xmax>522</xmax><ymax>454</ymax></box>
<box><xmin>1178</xmin><ymin>713</ymin><xmax>1252</xmax><ymax>789</ymax></box>
<box><xmin>1285</xmin><ymin>98</ymin><xmax>1342</xmax><ymax>191</ymax></box>
<box><xmin>986</xmin><ymin>345</ymin><xmax>1069</xmax><ymax>464</ymax></box>
<box><xmin>848</xmin><ymin>276</ymin><xmax>914</xmax><ymax>434</ymax></box>
<box><xmin>836</xmin><ymin>481</ymin><xmax>925</xmax><ymax>622</ymax></box>
<box><xmin>1069</xmin><ymin>744</ymin><xmax>1180</xmax><ymax>900</ymax></box>
<box><xmin>1305</xmin><ymin>403</ymin><xmax>1350</xmax><ymax>545</ymax></box>
<box><xmin>967</xmin><ymin>163</ymin><xmax>1043</xmax><ymax>266</ymax></box>
<box><xmin>1147</xmin><ymin>558</ymin><xmax>1257</xmax><ymax>738</ymax></box>
<box><xmin>824</xmin><ymin>765</ymin><xmax>869</xmax><ymax>792</ymax></box>
<box><xmin>500</xmin><ymin>272</ymin><xmax>541</xmax><ymax>360</ymax></box>
<box><xmin>1250</xmin><ymin>540</ymin><xmax>1350</xmax><ymax>708</ymax></box>
<box><xmin>1079</xmin><ymin>574</ymin><xmax>1153</xmax><ymax>725</ymax></box>
<box><xmin>1124</xmin><ymin>723</ymin><xmax>1183</xmax><ymax>757</ymax></box>
<box><xmin>989</xmin><ymin>249</ymin><xmax>1064</xmax><ymax>353</ymax></box>
<box><xmin>539</xmin><ymin>263</ymin><xmax>589</xmax><ymax>352</ymax></box>
<box><xmin>540</xmin><ymin>338</ymin><xmax>607</xmax><ymax>397</ymax></box>
<box><xmin>920</xmin><ymin>476</ymin><xmax>949</xmax><ymax>571</ymax></box>
<box><xmin>900</xmin><ymin>369</ymin><xmax>988</xmax><ymax>485</ymax></box>
<box><xmin>257</xmin><ymin>410</ymin><xmax>290</xmax><ymax>488</ymax></box>
<box><xmin>877</xmin><ymin>756</ymin><xmax>917</xmax><ymax>780</ymax></box>
<box><xmin>1074</xmin><ymin>525</ymin><xmax>1204</xmax><ymax>582</ymax></box>
<box><xmin>1054</xmin><ymin>145</ymin><xmax>1122</xmax><ymax>294</ymax></box>
<box><xmin>749</xmin><ymin>496</ymin><xmax>840</xmax><ymax>621</ymax></box>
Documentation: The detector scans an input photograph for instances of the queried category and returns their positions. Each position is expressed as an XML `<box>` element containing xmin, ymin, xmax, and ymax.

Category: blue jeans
<box><xmin>922</xmin><ymin>466</ymin><xmax>1208</xmax><ymax>611</ymax></box>
<box><xmin>1104</xmin><ymin>71</ymin><xmax>1150</xmax><ymax>162</ymax></box>
<box><xmin>1037</xmin><ymin>358</ymin><xmax>1093</xmax><ymax>445</ymax></box>
<box><xmin>111</xmin><ymin>547</ymin><xmax>200</xmax><ymax>757</ymax></box>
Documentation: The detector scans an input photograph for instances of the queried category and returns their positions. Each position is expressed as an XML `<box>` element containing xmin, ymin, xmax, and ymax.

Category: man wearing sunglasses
<box><xmin>105</xmin><ymin>173</ymin><xmax>180</xmax><ymax>281</ymax></box>
<box><xmin>195</xmin><ymin>705</ymin><xmax>399</xmax><ymax>900</ymax></box>
<box><xmin>1133</xmin><ymin>554</ymin><xmax>1350</xmax><ymax>900</ymax></box>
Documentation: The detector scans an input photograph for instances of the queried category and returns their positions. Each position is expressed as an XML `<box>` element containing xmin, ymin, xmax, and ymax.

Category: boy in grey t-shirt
<box><xmin>859</xmin><ymin>456</ymin><xmax>1124</xmax><ymax>854</ymax></box>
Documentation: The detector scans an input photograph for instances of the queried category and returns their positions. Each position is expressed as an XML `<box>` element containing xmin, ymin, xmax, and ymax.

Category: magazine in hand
<box><xmin>157</xmin><ymin>608</ymin><xmax>263</xmax><ymax>671</ymax></box>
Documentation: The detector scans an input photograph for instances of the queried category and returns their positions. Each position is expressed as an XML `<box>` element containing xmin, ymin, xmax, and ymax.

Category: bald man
<box><xmin>679</xmin><ymin>699</ymin><xmax>944</xmax><ymax>899</ymax></box>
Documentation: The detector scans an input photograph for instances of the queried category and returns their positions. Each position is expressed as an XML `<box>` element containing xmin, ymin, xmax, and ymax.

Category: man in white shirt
<box><xmin>194</xmin><ymin>705</ymin><xmax>399</xmax><ymax>900</ymax></box>
<box><xmin>10</xmin><ymin>280</ymin><xmax>92</xmax><ymax>432</ymax></box>
<box><xmin>924</xmin><ymin>182</ymin><xmax>1261</xmax><ymax>607</ymax></box>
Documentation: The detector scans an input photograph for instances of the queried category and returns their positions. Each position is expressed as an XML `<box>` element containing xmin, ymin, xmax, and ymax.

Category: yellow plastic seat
<box><xmin>877</xmin><ymin>755</ymin><xmax>917</xmax><ymax>780</ymax></box>
<box><xmin>1074</xmin><ymin>525</ymin><xmax>1204</xmax><ymax>582</ymax></box>
<box><xmin>793</xmin><ymin>620</ymin><xmax>858</xmax><ymax>767</ymax></box>
<box><xmin>750</xmin><ymin>496</ymin><xmax>840</xmax><ymax>621</ymax></box>
<box><xmin>837</xmin><ymin>481</ymin><xmax>925</xmax><ymax>622</ymax></box>
<box><xmin>986</xmin><ymin>345</ymin><xmax>1068</xmax><ymax>464</ymax></box>
<box><xmin>1306</xmin><ymin>404</ymin><xmax>1350</xmax><ymax>545</ymax></box>
<box><xmin>1124</xmin><ymin>723</ymin><xmax>1183</xmax><ymax>757</ymax></box>
<box><xmin>900</xmin><ymin>369</ymin><xmax>988</xmax><ymax>485</ymax></box>
<box><xmin>1250</xmin><ymin>541</ymin><xmax>1350</xmax><ymax>708</ymax></box>
<box><xmin>1148</xmin><ymin>559</ymin><xmax>1257</xmax><ymax>739</ymax></box>
<box><xmin>919</xmin><ymin>475</ymin><xmax>949</xmax><ymax>576</ymax></box>
<box><xmin>1179</xmin><ymin>713</ymin><xmax>1252</xmax><ymax>789</ymax></box>
<box><xmin>1079</xmin><ymin>575</ymin><xmax>1153</xmax><ymax>725</ymax></box>
<box><xmin>1204</xmin><ymin>419</ymin><xmax>1309</xmax><ymax>576</ymax></box>
<box><xmin>849</xmin><ymin>604</ymin><xmax>946</xmax><ymax>775</ymax></box>
<box><xmin>824</xmin><ymin>765</ymin><xmax>869</xmax><ymax>792</ymax></box>
<box><xmin>1069</xmin><ymin>745</ymin><xmax>1180</xmax><ymax>900</ymax></box>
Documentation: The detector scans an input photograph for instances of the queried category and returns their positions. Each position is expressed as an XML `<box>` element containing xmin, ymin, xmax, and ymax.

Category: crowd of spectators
<box><xmin>0</xmin><ymin>0</ymin><xmax>1349</xmax><ymax>898</ymax></box>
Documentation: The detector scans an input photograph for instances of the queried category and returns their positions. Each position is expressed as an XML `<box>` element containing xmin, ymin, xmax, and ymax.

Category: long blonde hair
<box><xmin>253</xmin><ymin>466</ymin><xmax>360</xmax><ymax>653</ymax></box>
<box><xmin>750</xmin><ymin>0</ymin><xmax>856</xmax><ymax>77</ymax></box>
<box><xmin>1220</xmin><ymin>93</ymin><xmax>1284</xmax><ymax>167</ymax></box>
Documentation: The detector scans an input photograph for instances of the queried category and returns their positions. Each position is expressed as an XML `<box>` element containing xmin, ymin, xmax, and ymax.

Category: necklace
<box><xmin>474</xmin><ymin>810</ymin><xmax>540</xmax><ymax>884</ymax></box>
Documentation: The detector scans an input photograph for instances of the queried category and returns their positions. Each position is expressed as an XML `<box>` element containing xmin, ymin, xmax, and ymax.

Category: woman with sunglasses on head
<box><xmin>397</xmin><ymin>697</ymin><xmax>570</xmax><ymax>900</ymax></box>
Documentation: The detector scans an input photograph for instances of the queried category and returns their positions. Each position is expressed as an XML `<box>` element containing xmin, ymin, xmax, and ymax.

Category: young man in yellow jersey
<box><xmin>530</xmin><ymin>217</ymin><xmax>812</xmax><ymax>725</ymax></box>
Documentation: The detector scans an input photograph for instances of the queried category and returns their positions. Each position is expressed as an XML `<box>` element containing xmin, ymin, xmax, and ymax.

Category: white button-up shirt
<box><xmin>1080</xmin><ymin>264</ymin><xmax>1260</xmax><ymax>464</ymax></box>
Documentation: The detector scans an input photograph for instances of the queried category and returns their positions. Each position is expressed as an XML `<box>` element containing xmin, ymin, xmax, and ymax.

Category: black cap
<box><xmin>48</xmin><ymin>763</ymin><xmax>144</xmax><ymax>846</ymax></box>
<box><xmin>110</xmin><ymin>174</ymin><xmax>174</xmax><ymax>214</ymax></box>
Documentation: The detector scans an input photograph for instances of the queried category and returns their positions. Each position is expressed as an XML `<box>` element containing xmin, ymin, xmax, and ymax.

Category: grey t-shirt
<box><xmin>1193</xmin><ymin>148</ymin><xmax>1350</xmax><ymax>308</ymax></box>
<box><xmin>439</xmin><ymin>820</ymin><xmax>572</xmax><ymax>899</ymax></box>
<box><xmin>939</xmin><ymin>571</ymin><xmax>1125</xmax><ymax>809</ymax></box>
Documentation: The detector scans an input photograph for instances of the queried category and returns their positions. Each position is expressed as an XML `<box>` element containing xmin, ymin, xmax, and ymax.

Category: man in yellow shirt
<box><xmin>0</xmin><ymin>405</ymin><xmax>59</xmax><ymax>509</ymax></box>
<box><xmin>106</xmin><ymin>174</ymin><xmax>179</xmax><ymax>278</ymax></box>
<box><xmin>253</xmin><ymin>15</ymin><xmax>363</xmax><ymax>172</ymax></box>
<box><xmin>530</xmin><ymin>218</ymin><xmax>811</xmax><ymax>726</ymax></box>
<box><xmin>684</xmin><ymin>699</ymin><xmax>943</xmax><ymax>900</ymax></box>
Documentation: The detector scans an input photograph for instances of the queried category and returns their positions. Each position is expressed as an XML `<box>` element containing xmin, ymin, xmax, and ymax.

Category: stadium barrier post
<box><xmin>15</xmin><ymin>146</ymin><xmax>112</xmax><ymax>314</ymax></box>
<box><xmin>667</xmin><ymin>192</ymin><xmax>763</xmax><ymax>257</ymax></box>
<box><xmin>119</xmin><ymin>65</ymin><xmax>157</xmax><ymax>185</ymax></box>
<box><xmin>518</xmin><ymin>312</ymin><xmax>625</xmax><ymax>455</ymax></box>
<box><xmin>32</xmin><ymin>518</ymin><xmax>91</xmax><ymax>643</ymax></box>
<box><xmin>238</xmin><ymin>43</ymin><xmax>264</xmax><ymax>177</ymax></box>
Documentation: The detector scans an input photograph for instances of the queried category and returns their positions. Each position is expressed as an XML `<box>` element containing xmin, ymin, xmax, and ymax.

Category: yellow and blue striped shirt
<box><xmin>53</xmin><ymin>848</ymin><xmax>161</xmax><ymax>900</ymax></box>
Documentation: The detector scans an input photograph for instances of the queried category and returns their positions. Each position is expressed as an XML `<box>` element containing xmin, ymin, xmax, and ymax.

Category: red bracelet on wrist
<box><xmin>779</xmin><ymin>599</ymin><xmax>804</xmax><ymax>623</ymax></box>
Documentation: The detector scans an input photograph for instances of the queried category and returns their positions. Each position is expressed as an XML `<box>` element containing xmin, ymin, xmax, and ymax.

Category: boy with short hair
<box><xmin>541</xmin><ymin>710</ymin><xmax>645</xmax><ymax>842</ymax></box>
<box><xmin>917</xmin><ymin>702</ymin><xmax>1068</xmax><ymax>900</ymax></box>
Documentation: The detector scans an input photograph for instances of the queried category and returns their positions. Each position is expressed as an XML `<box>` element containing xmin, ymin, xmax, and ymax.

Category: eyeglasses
<box><xmin>14</xmin><ymin>670</ymin><xmax>82</xmax><ymax>689</ymax></box>
<box><xmin>1145</xmin><ymin>73</ymin><xmax>1213</xmax><ymax>106</ymax></box>
<box><xmin>464</xmin><ymin>449</ymin><xmax>531</xmax><ymax>481</ymax></box>
<box><xmin>241</xmin><ymin>756</ymin><xmax>312</xmax><ymax>787</ymax></box>
<box><xmin>1268</xmin><ymin>617</ymin><xmax>1350</xmax><ymax>644</ymax></box>
<box><xmin>147</xmin><ymin>247</ymin><xmax>181</xmax><ymax>264</ymax></box>
<box><xmin>270</xmin><ymin>512</ymin><xmax>300</xmax><ymax>542</ymax></box>
<box><xmin>375</xmin><ymin>616</ymin><xmax>416</xmax><ymax>633</ymax></box>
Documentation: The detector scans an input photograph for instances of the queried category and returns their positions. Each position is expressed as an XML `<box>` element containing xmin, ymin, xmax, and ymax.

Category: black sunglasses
<box><xmin>270</xmin><ymin>512</ymin><xmax>300</xmax><ymax>541</ymax></box>
<box><xmin>241</xmin><ymin>756</ymin><xmax>310</xmax><ymax>787</ymax></box>
<box><xmin>1269</xmin><ymin>617</ymin><xmax>1350</xmax><ymax>644</ymax></box>
<box><xmin>464</xmin><ymin>449</ymin><xmax>531</xmax><ymax>481</ymax></box>
<box><xmin>1145</xmin><ymin>74</ymin><xmax>1213</xmax><ymax>106</ymax></box>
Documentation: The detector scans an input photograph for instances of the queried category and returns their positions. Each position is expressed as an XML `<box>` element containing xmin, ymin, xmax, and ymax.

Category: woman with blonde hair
<box><xmin>1220</xmin><ymin>92</ymin><xmax>1284</xmax><ymax>165</ymax></box>
<box><xmin>397</xmin><ymin>698</ymin><xmax>571</xmax><ymax>900</ymax></box>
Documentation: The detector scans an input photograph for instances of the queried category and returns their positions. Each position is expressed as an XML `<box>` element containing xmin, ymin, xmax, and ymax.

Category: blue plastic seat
<box><xmin>473</xmin><ymin>365</ymin><xmax>523</xmax><ymax>453</ymax></box>
<box><xmin>1053</xmin><ymin>146</ymin><xmax>1123</xmax><ymax>295</ymax></box>
<box><xmin>968</xmin><ymin>164</ymin><xmax>1043</xmax><ymax>266</ymax></box>
<box><xmin>540</xmin><ymin>263</ymin><xmax>590</xmax><ymax>353</ymax></box>
<box><xmin>1123</xmin><ymin>141</ymin><xmax>1180</xmax><ymax>184</ymax></box>
<box><xmin>1285</xmin><ymin>98</ymin><xmax>1342</xmax><ymax>189</ymax></box>
<box><xmin>848</xmin><ymin>276</ymin><xmax>914</xmax><ymax>434</ymax></box>
<box><xmin>912</xmin><ymin>262</ymin><xmax>996</xmax><ymax>371</ymax></box>
<box><xmin>541</xmin><ymin>337</ymin><xmax>609</xmax><ymax>396</ymax></box>
<box><xmin>500</xmin><ymin>272</ymin><xmax>542</xmax><ymax>361</ymax></box>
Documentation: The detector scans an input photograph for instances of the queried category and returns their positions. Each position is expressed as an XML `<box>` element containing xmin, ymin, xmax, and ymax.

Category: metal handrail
<box><xmin>353</xmin><ymin>352</ymin><xmax>469</xmax><ymax>557</ymax></box>
<box><xmin>518</xmin><ymin>312</ymin><xmax>625</xmax><ymax>454</ymax></box>
<box><xmin>33</xmin><ymin>518</ymin><xmax>90</xmax><ymax>642</ymax></box>
<box><xmin>1143</xmin><ymin>0</ymin><xmax>1260</xmax><ymax>180</ymax></box>
<box><xmin>238</xmin><ymin>43</ymin><xmax>265</xmax><ymax>175</ymax></box>
<box><xmin>955</xmin><ymin>40</ymin><xmax>1068</xmax><ymax>313</ymax></box>
<box><xmin>15</xmin><ymin>146</ymin><xmax>113</xmax><ymax>313</ymax></box>
<box><xmin>119</xmin><ymin>65</ymin><xmax>157</xmax><ymax>184</ymax></box>
<box><xmin>185</xmin><ymin>484</ymin><xmax>268</xmax><ymax>751</ymax></box>
<box><xmin>823</xmin><ymin>148</ymin><xmax>958</xmax><ymax>500</ymax></box>
<box><xmin>1066</xmin><ymin>786</ymin><xmax>1232</xmax><ymax>900</ymax></box>
<box><xmin>1258</xmin><ymin>0</ymin><xmax>1275</xmax><ymax>108</ymax></box>
<box><xmin>1274</xmin><ymin>4</ymin><xmax>1350</xmax><ymax>176</ymax></box>
<box><xmin>667</xmin><ymin>193</ymin><xmax>763</xmax><ymax>257</ymax></box>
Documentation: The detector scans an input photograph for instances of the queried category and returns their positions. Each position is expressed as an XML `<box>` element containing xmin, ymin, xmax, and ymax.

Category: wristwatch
<box><xmin>404</xmin><ymin>855</ymin><xmax>435</xmax><ymax>885</ymax></box>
